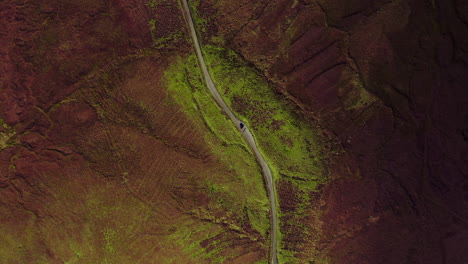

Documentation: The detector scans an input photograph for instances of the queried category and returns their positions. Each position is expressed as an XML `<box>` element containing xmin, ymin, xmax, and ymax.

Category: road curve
<box><xmin>180</xmin><ymin>0</ymin><xmax>279</xmax><ymax>263</ymax></box>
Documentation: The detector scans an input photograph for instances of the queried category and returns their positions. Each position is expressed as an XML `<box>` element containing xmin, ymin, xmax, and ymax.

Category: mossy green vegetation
<box><xmin>185</xmin><ymin>1</ymin><xmax>326</xmax><ymax>189</ymax></box>
<box><xmin>164</xmin><ymin>54</ymin><xmax>270</xmax><ymax>257</ymax></box>
<box><xmin>0</xmin><ymin>118</ymin><xmax>16</xmax><ymax>150</ymax></box>
<box><xmin>103</xmin><ymin>228</ymin><xmax>117</xmax><ymax>254</ymax></box>
<box><xmin>202</xmin><ymin>47</ymin><xmax>328</xmax><ymax>261</ymax></box>
<box><xmin>171</xmin><ymin>4</ymin><xmax>327</xmax><ymax>262</ymax></box>
<box><xmin>204</xmin><ymin>43</ymin><xmax>324</xmax><ymax>256</ymax></box>
<box><xmin>202</xmin><ymin>45</ymin><xmax>326</xmax><ymax>190</ymax></box>
<box><xmin>148</xmin><ymin>19</ymin><xmax>156</xmax><ymax>35</ymax></box>
<box><xmin>168</xmin><ymin>219</ymin><xmax>229</xmax><ymax>263</ymax></box>
<box><xmin>146</xmin><ymin>0</ymin><xmax>157</xmax><ymax>8</ymax></box>
<box><xmin>345</xmin><ymin>77</ymin><xmax>377</xmax><ymax>111</ymax></box>
<box><xmin>165</xmin><ymin>45</ymin><xmax>327</xmax><ymax>262</ymax></box>
<box><xmin>187</xmin><ymin>0</ymin><xmax>209</xmax><ymax>34</ymax></box>
<box><xmin>278</xmin><ymin>249</ymin><xmax>297</xmax><ymax>264</ymax></box>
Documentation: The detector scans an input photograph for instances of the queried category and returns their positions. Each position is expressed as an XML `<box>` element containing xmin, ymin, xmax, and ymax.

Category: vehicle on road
<box><xmin>239</xmin><ymin>122</ymin><xmax>246</xmax><ymax>132</ymax></box>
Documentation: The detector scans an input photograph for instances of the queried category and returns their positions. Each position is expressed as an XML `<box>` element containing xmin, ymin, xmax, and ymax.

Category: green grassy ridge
<box><xmin>164</xmin><ymin>45</ymin><xmax>327</xmax><ymax>263</ymax></box>
<box><xmin>175</xmin><ymin>3</ymin><xmax>328</xmax><ymax>262</ymax></box>
<box><xmin>199</xmin><ymin>45</ymin><xmax>328</xmax><ymax>264</ymax></box>
<box><xmin>164</xmin><ymin>54</ymin><xmax>270</xmax><ymax>258</ymax></box>
<box><xmin>202</xmin><ymin>45</ymin><xmax>325</xmax><ymax>188</ymax></box>
<box><xmin>185</xmin><ymin>0</ymin><xmax>326</xmax><ymax>187</ymax></box>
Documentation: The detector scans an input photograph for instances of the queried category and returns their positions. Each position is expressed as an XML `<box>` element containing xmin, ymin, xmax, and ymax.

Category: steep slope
<box><xmin>0</xmin><ymin>0</ymin><xmax>271</xmax><ymax>263</ymax></box>
<box><xmin>1</xmin><ymin>0</ymin><xmax>466</xmax><ymax>263</ymax></box>
<box><xmin>191</xmin><ymin>0</ymin><xmax>468</xmax><ymax>263</ymax></box>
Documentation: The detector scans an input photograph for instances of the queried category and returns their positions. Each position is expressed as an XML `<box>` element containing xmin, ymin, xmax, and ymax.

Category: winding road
<box><xmin>180</xmin><ymin>0</ymin><xmax>279</xmax><ymax>263</ymax></box>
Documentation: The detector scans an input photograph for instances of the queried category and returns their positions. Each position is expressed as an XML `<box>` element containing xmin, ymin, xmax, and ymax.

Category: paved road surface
<box><xmin>180</xmin><ymin>0</ymin><xmax>279</xmax><ymax>263</ymax></box>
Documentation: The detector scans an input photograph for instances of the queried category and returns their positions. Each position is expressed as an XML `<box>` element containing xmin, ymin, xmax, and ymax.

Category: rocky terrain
<box><xmin>0</xmin><ymin>0</ymin><xmax>467</xmax><ymax>263</ymax></box>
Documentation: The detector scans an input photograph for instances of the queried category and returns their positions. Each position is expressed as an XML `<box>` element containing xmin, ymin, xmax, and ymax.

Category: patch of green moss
<box><xmin>168</xmin><ymin>6</ymin><xmax>328</xmax><ymax>261</ymax></box>
<box><xmin>148</xmin><ymin>19</ymin><xmax>156</xmax><ymax>36</ymax></box>
<box><xmin>147</xmin><ymin>0</ymin><xmax>157</xmax><ymax>8</ymax></box>
<box><xmin>188</xmin><ymin>0</ymin><xmax>209</xmax><ymax>34</ymax></box>
<box><xmin>168</xmin><ymin>219</ymin><xmax>229</xmax><ymax>263</ymax></box>
<box><xmin>0</xmin><ymin>118</ymin><xmax>16</xmax><ymax>150</ymax></box>
<box><xmin>344</xmin><ymin>77</ymin><xmax>377</xmax><ymax>111</ymax></box>
<box><xmin>165</xmin><ymin>42</ymin><xmax>327</xmax><ymax>262</ymax></box>
<box><xmin>202</xmin><ymin>45</ymin><xmax>326</xmax><ymax>190</ymax></box>
<box><xmin>278</xmin><ymin>249</ymin><xmax>297</xmax><ymax>264</ymax></box>
<box><xmin>164</xmin><ymin>55</ymin><xmax>270</xmax><ymax>252</ymax></box>
<box><xmin>103</xmin><ymin>228</ymin><xmax>117</xmax><ymax>254</ymax></box>
<box><xmin>186</xmin><ymin>7</ymin><xmax>327</xmax><ymax>194</ymax></box>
